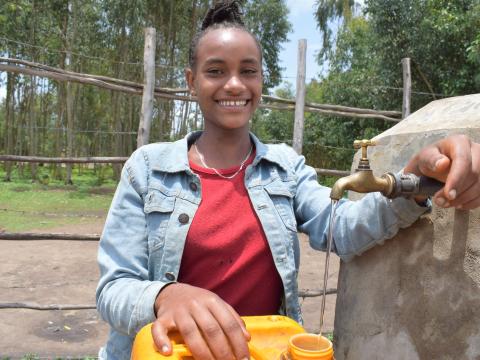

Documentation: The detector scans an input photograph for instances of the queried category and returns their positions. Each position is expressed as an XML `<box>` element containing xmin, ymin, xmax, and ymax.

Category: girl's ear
<box><xmin>185</xmin><ymin>68</ymin><xmax>196</xmax><ymax>96</ymax></box>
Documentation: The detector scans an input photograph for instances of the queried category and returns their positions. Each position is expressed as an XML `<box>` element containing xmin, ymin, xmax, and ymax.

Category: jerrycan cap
<box><xmin>287</xmin><ymin>333</ymin><xmax>334</xmax><ymax>360</ymax></box>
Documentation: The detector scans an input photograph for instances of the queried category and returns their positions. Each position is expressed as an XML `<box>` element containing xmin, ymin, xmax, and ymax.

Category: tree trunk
<box><xmin>29</xmin><ymin>0</ymin><xmax>38</xmax><ymax>182</ymax></box>
<box><xmin>4</xmin><ymin>72</ymin><xmax>15</xmax><ymax>181</ymax></box>
<box><xmin>112</xmin><ymin>15</ymin><xmax>129</xmax><ymax>180</ymax></box>
<box><xmin>52</xmin><ymin>3</ymin><xmax>69</xmax><ymax>182</ymax></box>
<box><xmin>65</xmin><ymin>0</ymin><xmax>78</xmax><ymax>185</ymax></box>
<box><xmin>28</xmin><ymin>76</ymin><xmax>38</xmax><ymax>182</ymax></box>
<box><xmin>16</xmin><ymin>85</ymin><xmax>26</xmax><ymax>178</ymax></box>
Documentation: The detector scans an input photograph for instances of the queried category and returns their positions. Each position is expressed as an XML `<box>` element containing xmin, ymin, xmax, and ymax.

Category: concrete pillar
<box><xmin>334</xmin><ymin>94</ymin><xmax>480</xmax><ymax>360</ymax></box>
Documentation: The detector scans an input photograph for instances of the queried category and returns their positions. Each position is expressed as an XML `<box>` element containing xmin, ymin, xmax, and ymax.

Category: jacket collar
<box><xmin>150</xmin><ymin>131</ymin><xmax>289</xmax><ymax>173</ymax></box>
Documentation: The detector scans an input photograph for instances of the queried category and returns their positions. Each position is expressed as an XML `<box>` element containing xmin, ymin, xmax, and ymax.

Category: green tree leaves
<box><xmin>244</xmin><ymin>0</ymin><xmax>292</xmax><ymax>89</ymax></box>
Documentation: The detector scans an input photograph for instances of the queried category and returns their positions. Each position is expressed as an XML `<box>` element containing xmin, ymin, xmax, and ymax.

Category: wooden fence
<box><xmin>0</xmin><ymin>30</ymin><xmax>413</xmax><ymax>315</ymax></box>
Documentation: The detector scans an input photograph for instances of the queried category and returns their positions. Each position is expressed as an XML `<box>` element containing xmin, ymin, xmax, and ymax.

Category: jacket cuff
<box><xmin>389</xmin><ymin>196</ymin><xmax>432</xmax><ymax>227</ymax></box>
<box><xmin>129</xmin><ymin>281</ymin><xmax>172</xmax><ymax>334</ymax></box>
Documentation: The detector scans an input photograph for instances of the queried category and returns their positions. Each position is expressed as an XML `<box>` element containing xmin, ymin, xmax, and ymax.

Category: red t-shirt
<box><xmin>177</xmin><ymin>151</ymin><xmax>283</xmax><ymax>316</ymax></box>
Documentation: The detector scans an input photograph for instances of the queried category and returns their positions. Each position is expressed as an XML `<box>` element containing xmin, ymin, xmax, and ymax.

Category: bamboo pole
<box><xmin>314</xmin><ymin>168</ymin><xmax>350</xmax><ymax>177</ymax></box>
<box><xmin>402</xmin><ymin>57</ymin><xmax>412</xmax><ymax>119</ymax></box>
<box><xmin>293</xmin><ymin>39</ymin><xmax>307</xmax><ymax>154</ymax></box>
<box><xmin>0</xmin><ymin>64</ymin><xmax>142</xmax><ymax>95</ymax></box>
<box><xmin>0</xmin><ymin>57</ymin><xmax>186</xmax><ymax>94</ymax></box>
<box><xmin>0</xmin><ymin>288</ymin><xmax>337</xmax><ymax>309</ymax></box>
<box><xmin>0</xmin><ymin>156</ymin><xmax>350</xmax><ymax>177</ymax></box>
<box><xmin>0</xmin><ymin>302</ymin><xmax>96</xmax><ymax>310</ymax></box>
<box><xmin>0</xmin><ymin>155</ymin><xmax>127</xmax><ymax>163</ymax></box>
<box><xmin>0</xmin><ymin>232</ymin><xmax>100</xmax><ymax>240</ymax></box>
<box><xmin>260</xmin><ymin>103</ymin><xmax>400</xmax><ymax>123</ymax></box>
<box><xmin>298</xmin><ymin>288</ymin><xmax>337</xmax><ymax>298</ymax></box>
<box><xmin>137</xmin><ymin>28</ymin><xmax>156</xmax><ymax>148</ymax></box>
<box><xmin>262</xmin><ymin>94</ymin><xmax>401</xmax><ymax>117</ymax></box>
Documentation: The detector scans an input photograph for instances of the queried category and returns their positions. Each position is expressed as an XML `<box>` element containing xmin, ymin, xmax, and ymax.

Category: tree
<box><xmin>365</xmin><ymin>0</ymin><xmax>480</xmax><ymax>98</ymax></box>
<box><xmin>253</xmin><ymin>82</ymin><xmax>294</xmax><ymax>142</ymax></box>
<box><xmin>243</xmin><ymin>0</ymin><xmax>292</xmax><ymax>89</ymax></box>
<box><xmin>314</xmin><ymin>0</ymin><xmax>357</xmax><ymax>65</ymax></box>
<box><xmin>0</xmin><ymin>0</ymin><xmax>292</xmax><ymax>183</ymax></box>
<box><xmin>301</xmin><ymin>0</ymin><xmax>480</xmax><ymax>170</ymax></box>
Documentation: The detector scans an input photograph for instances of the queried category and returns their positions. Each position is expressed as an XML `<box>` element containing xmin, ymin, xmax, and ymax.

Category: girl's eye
<box><xmin>206</xmin><ymin>68</ymin><xmax>223</xmax><ymax>75</ymax></box>
<box><xmin>242</xmin><ymin>69</ymin><xmax>258</xmax><ymax>75</ymax></box>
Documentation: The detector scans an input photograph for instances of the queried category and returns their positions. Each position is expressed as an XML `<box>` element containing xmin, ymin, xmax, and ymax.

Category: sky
<box><xmin>279</xmin><ymin>0</ymin><xmax>324</xmax><ymax>90</ymax></box>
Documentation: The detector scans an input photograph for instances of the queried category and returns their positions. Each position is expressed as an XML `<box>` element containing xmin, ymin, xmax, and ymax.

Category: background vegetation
<box><xmin>1</xmin><ymin>0</ymin><xmax>479</xmax><ymax>185</ymax></box>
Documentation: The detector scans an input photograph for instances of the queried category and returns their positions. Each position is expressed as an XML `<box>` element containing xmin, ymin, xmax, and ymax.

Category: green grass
<box><xmin>324</xmin><ymin>332</ymin><xmax>334</xmax><ymax>342</ymax></box>
<box><xmin>0</xmin><ymin>163</ymin><xmax>344</xmax><ymax>232</ymax></box>
<box><xmin>0</xmin><ymin>165</ymin><xmax>116</xmax><ymax>232</ymax></box>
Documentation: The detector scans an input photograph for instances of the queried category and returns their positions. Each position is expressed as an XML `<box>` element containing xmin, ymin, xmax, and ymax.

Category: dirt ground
<box><xmin>0</xmin><ymin>220</ymin><xmax>339</xmax><ymax>359</ymax></box>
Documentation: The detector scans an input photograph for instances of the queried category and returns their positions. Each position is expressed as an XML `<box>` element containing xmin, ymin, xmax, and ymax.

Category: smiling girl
<box><xmin>96</xmin><ymin>1</ymin><xmax>480</xmax><ymax>359</ymax></box>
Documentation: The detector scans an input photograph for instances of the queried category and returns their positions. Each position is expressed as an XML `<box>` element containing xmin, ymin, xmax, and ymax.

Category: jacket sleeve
<box><xmin>95</xmin><ymin>150</ymin><xmax>169</xmax><ymax>336</ymax></box>
<box><xmin>284</xmin><ymin>145</ymin><xmax>431</xmax><ymax>261</ymax></box>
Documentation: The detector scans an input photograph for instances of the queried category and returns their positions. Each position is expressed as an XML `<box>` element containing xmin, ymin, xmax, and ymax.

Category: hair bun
<box><xmin>201</xmin><ymin>0</ymin><xmax>245</xmax><ymax>31</ymax></box>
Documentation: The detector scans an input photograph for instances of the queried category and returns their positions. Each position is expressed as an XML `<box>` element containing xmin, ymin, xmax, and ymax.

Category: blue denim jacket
<box><xmin>96</xmin><ymin>131</ymin><xmax>429</xmax><ymax>359</ymax></box>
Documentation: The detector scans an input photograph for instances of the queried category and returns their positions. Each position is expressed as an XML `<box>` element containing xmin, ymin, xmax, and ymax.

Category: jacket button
<box><xmin>189</xmin><ymin>182</ymin><xmax>198</xmax><ymax>191</ymax></box>
<box><xmin>165</xmin><ymin>272</ymin><xmax>176</xmax><ymax>281</ymax></box>
<box><xmin>178</xmin><ymin>213</ymin><xmax>189</xmax><ymax>224</ymax></box>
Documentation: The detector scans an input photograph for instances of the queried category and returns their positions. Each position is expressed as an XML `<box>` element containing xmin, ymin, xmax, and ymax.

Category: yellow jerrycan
<box><xmin>131</xmin><ymin>315</ymin><xmax>333</xmax><ymax>360</ymax></box>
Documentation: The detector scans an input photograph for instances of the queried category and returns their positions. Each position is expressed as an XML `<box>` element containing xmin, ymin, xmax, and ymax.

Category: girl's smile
<box><xmin>186</xmin><ymin>28</ymin><xmax>263</xmax><ymax>132</ymax></box>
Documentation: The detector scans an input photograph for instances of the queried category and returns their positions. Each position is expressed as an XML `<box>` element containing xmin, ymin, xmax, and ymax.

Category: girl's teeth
<box><xmin>219</xmin><ymin>100</ymin><xmax>246</xmax><ymax>106</ymax></box>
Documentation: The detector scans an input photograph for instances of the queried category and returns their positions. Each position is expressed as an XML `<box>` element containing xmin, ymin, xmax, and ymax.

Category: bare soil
<box><xmin>0</xmin><ymin>219</ymin><xmax>339</xmax><ymax>358</ymax></box>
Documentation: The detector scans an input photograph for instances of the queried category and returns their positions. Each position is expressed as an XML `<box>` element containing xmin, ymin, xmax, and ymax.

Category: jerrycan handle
<box><xmin>170</xmin><ymin>342</ymin><xmax>268</xmax><ymax>360</ymax></box>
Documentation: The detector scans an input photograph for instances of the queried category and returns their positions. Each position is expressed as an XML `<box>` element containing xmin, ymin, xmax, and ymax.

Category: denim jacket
<box><xmin>96</xmin><ymin>131</ymin><xmax>429</xmax><ymax>359</ymax></box>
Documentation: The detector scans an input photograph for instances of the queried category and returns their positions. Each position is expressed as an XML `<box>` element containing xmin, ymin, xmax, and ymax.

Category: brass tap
<box><xmin>330</xmin><ymin>140</ymin><xmax>395</xmax><ymax>200</ymax></box>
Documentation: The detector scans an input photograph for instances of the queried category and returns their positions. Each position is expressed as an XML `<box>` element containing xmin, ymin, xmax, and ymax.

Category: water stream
<box><xmin>319</xmin><ymin>199</ymin><xmax>339</xmax><ymax>337</ymax></box>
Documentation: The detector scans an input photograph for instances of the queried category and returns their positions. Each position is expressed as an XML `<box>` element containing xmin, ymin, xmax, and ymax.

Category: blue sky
<box><xmin>278</xmin><ymin>0</ymin><xmax>324</xmax><ymax>89</ymax></box>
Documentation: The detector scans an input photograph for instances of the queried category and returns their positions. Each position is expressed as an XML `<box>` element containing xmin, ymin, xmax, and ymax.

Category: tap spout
<box><xmin>330</xmin><ymin>170</ymin><xmax>394</xmax><ymax>200</ymax></box>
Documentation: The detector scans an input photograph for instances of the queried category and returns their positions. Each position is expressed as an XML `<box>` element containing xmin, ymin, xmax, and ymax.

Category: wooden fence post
<box><xmin>402</xmin><ymin>57</ymin><xmax>411</xmax><ymax>119</ymax></box>
<box><xmin>137</xmin><ymin>27</ymin><xmax>156</xmax><ymax>148</ymax></box>
<box><xmin>293</xmin><ymin>39</ymin><xmax>307</xmax><ymax>154</ymax></box>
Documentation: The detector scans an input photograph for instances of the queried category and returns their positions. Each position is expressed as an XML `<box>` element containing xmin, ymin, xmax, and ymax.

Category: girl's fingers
<box><xmin>457</xmin><ymin>193</ymin><xmax>480</xmax><ymax>211</ymax></box>
<box><xmin>177</xmin><ymin>315</ymin><xmax>216</xmax><ymax>360</ymax></box>
<box><xmin>450</xmin><ymin>179</ymin><xmax>480</xmax><ymax>209</ymax></box>
<box><xmin>415</xmin><ymin>150</ymin><xmax>450</xmax><ymax>179</ymax></box>
<box><xmin>208</xmin><ymin>300</ymin><xmax>251</xmax><ymax>360</ymax></box>
<box><xmin>190</xmin><ymin>303</ymin><xmax>237</xmax><ymax>360</ymax></box>
<box><xmin>151</xmin><ymin>318</ymin><xmax>176</xmax><ymax>356</ymax></box>
<box><xmin>436</xmin><ymin>136</ymin><xmax>472</xmax><ymax>201</ymax></box>
<box><xmin>225</xmin><ymin>302</ymin><xmax>251</xmax><ymax>341</ymax></box>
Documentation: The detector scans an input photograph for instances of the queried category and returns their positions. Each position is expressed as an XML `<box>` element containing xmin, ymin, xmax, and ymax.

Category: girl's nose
<box><xmin>224</xmin><ymin>75</ymin><xmax>246</xmax><ymax>93</ymax></box>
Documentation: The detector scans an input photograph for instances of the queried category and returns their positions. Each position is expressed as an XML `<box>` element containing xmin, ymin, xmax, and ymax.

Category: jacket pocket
<box><xmin>264</xmin><ymin>179</ymin><xmax>297</xmax><ymax>232</ymax></box>
<box><xmin>144</xmin><ymin>190</ymin><xmax>176</xmax><ymax>251</ymax></box>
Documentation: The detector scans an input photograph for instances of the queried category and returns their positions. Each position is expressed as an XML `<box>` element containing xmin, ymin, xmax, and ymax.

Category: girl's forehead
<box><xmin>197</xmin><ymin>28</ymin><xmax>261</xmax><ymax>63</ymax></box>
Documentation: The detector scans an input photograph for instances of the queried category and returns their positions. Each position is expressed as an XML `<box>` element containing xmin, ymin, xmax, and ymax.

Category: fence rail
<box><xmin>0</xmin><ymin>232</ymin><xmax>100</xmax><ymax>241</ymax></box>
<box><xmin>0</xmin><ymin>155</ymin><xmax>128</xmax><ymax>163</ymax></box>
<box><xmin>0</xmin><ymin>57</ymin><xmax>401</xmax><ymax>122</ymax></box>
<box><xmin>0</xmin><ymin>155</ymin><xmax>351</xmax><ymax>177</ymax></box>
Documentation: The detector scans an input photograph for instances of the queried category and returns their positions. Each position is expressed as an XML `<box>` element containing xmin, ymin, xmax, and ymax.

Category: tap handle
<box><xmin>353</xmin><ymin>139</ymin><xmax>376</xmax><ymax>160</ymax></box>
<box><xmin>418</xmin><ymin>175</ymin><xmax>444</xmax><ymax>196</ymax></box>
<box><xmin>387</xmin><ymin>172</ymin><xmax>444</xmax><ymax>198</ymax></box>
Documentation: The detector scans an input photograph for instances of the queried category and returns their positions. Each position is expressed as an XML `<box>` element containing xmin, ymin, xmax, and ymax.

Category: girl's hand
<box><xmin>152</xmin><ymin>283</ymin><xmax>251</xmax><ymax>360</ymax></box>
<box><xmin>404</xmin><ymin>134</ymin><xmax>480</xmax><ymax>210</ymax></box>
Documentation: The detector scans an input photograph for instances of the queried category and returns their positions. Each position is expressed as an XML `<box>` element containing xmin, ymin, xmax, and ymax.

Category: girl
<box><xmin>96</xmin><ymin>1</ymin><xmax>480</xmax><ymax>359</ymax></box>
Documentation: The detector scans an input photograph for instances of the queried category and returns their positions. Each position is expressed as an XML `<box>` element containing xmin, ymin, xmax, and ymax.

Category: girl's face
<box><xmin>186</xmin><ymin>28</ymin><xmax>263</xmax><ymax>133</ymax></box>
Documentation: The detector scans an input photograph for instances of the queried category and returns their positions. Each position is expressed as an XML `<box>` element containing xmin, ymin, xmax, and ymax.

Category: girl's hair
<box><xmin>188</xmin><ymin>0</ymin><xmax>262</xmax><ymax>69</ymax></box>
